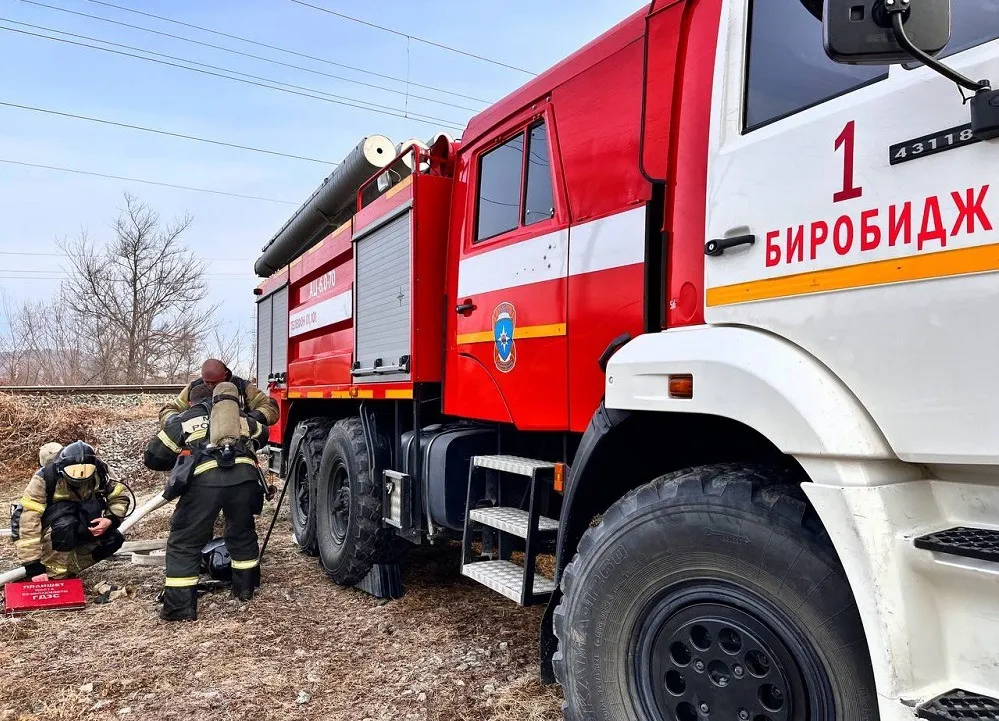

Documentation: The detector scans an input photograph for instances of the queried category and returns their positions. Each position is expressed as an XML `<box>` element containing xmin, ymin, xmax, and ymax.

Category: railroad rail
<box><xmin>0</xmin><ymin>384</ymin><xmax>185</xmax><ymax>395</ymax></box>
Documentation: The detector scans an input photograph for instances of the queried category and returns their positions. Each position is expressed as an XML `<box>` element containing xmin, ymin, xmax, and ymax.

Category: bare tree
<box><xmin>0</xmin><ymin>291</ymin><xmax>91</xmax><ymax>385</ymax></box>
<box><xmin>206</xmin><ymin>320</ymin><xmax>254</xmax><ymax>380</ymax></box>
<box><xmin>58</xmin><ymin>193</ymin><xmax>216</xmax><ymax>383</ymax></box>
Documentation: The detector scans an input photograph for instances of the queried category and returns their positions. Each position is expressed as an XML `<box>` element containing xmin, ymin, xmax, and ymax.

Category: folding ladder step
<box><xmin>461</xmin><ymin>560</ymin><xmax>555</xmax><ymax>604</ymax></box>
<box><xmin>471</xmin><ymin>455</ymin><xmax>555</xmax><ymax>477</ymax></box>
<box><xmin>914</xmin><ymin>527</ymin><xmax>999</xmax><ymax>563</ymax></box>
<box><xmin>469</xmin><ymin>507</ymin><xmax>558</xmax><ymax>538</ymax></box>
<box><xmin>916</xmin><ymin>689</ymin><xmax>999</xmax><ymax>721</ymax></box>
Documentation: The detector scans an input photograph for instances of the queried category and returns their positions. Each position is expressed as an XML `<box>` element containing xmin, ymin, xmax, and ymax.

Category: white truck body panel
<box><xmin>607</xmin><ymin>2</ymin><xmax>999</xmax><ymax>716</ymax></box>
<box><xmin>705</xmin><ymin>1</ymin><xmax>999</xmax><ymax>465</ymax></box>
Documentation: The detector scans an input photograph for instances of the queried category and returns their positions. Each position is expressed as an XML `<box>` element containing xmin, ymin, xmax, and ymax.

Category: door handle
<box><xmin>704</xmin><ymin>234</ymin><xmax>756</xmax><ymax>257</ymax></box>
<box><xmin>456</xmin><ymin>300</ymin><xmax>477</xmax><ymax>315</ymax></box>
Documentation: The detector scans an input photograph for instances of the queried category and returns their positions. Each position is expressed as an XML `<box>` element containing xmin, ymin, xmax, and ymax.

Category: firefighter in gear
<box><xmin>14</xmin><ymin>441</ymin><xmax>130</xmax><ymax>581</ymax></box>
<box><xmin>38</xmin><ymin>442</ymin><xmax>63</xmax><ymax>467</ymax></box>
<box><xmin>144</xmin><ymin>381</ymin><xmax>269</xmax><ymax>621</ymax></box>
<box><xmin>159</xmin><ymin>358</ymin><xmax>277</xmax><ymax>429</ymax></box>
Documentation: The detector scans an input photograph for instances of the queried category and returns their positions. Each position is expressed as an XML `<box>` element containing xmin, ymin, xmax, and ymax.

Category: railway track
<box><xmin>0</xmin><ymin>384</ymin><xmax>184</xmax><ymax>395</ymax></box>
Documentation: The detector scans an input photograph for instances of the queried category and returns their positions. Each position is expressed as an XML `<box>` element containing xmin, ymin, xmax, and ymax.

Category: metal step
<box><xmin>914</xmin><ymin>527</ymin><xmax>999</xmax><ymax>563</ymax></box>
<box><xmin>916</xmin><ymin>689</ymin><xmax>999</xmax><ymax>720</ymax></box>
<box><xmin>471</xmin><ymin>455</ymin><xmax>555</xmax><ymax>477</ymax></box>
<box><xmin>461</xmin><ymin>560</ymin><xmax>555</xmax><ymax>604</ymax></box>
<box><xmin>469</xmin><ymin>507</ymin><xmax>558</xmax><ymax>538</ymax></box>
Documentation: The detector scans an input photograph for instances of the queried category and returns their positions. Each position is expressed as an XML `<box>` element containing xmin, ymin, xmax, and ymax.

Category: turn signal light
<box><xmin>668</xmin><ymin>374</ymin><xmax>693</xmax><ymax>399</ymax></box>
<box><xmin>554</xmin><ymin>462</ymin><xmax>566</xmax><ymax>493</ymax></box>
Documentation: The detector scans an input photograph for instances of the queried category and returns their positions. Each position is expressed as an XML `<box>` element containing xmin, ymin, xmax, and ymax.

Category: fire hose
<box><xmin>0</xmin><ymin>492</ymin><xmax>173</xmax><ymax>587</ymax></box>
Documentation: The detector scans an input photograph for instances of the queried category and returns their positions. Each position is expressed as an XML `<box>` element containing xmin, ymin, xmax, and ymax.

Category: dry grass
<box><xmin>0</xmin><ymin>395</ymin><xmax>161</xmax><ymax>480</ymax></box>
<box><xmin>0</xmin><ymin>402</ymin><xmax>564</xmax><ymax>721</ymax></box>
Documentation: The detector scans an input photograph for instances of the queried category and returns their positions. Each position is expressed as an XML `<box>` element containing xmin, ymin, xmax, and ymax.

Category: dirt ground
<box><xmin>0</xmin><ymin>399</ymin><xmax>563</xmax><ymax>721</ymax></box>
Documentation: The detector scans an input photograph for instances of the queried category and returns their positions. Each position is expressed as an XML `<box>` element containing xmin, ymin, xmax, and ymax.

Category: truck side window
<box><xmin>744</xmin><ymin>0</ymin><xmax>888</xmax><ymax>130</ymax></box>
<box><xmin>924</xmin><ymin>1</ymin><xmax>999</xmax><ymax>60</ymax></box>
<box><xmin>476</xmin><ymin>134</ymin><xmax>525</xmax><ymax>242</ymax></box>
<box><xmin>523</xmin><ymin>122</ymin><xmax>554</xmax><ymax>227</ymax></box>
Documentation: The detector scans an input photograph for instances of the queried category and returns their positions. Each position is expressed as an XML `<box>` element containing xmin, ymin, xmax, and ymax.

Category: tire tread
<box><xmin>552</xmin><ymin>462</ymin><xmax>868</xmax><ymax>720</ymax></box>
<box><xmin>317</xmin><ymin>416</ymin><xmax>393</xmax><ymax>585</ymax></box>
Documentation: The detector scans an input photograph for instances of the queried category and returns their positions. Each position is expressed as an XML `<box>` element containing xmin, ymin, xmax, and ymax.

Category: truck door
<box><xmin>704</xmin><ymin>1</ymin><xmax>999</xmax><ymax>461</ymax></box>
<box><xmin>444</xmin><ymin>107</ymin><xmax>569</xmax><ymax>430</ymax></box>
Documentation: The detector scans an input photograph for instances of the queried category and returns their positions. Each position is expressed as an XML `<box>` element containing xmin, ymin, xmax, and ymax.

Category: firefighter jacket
<box><xmin>158</xmin><ymin>376</ymin><xmax>278</xmax><ymax>429</ymax></box>
<box><xmin>15</xmin><ymin>465</ymin><xmax>130</xmax><ymax>572</ymax></box>
<box><xmin>145</xmin><ymin>403</ymin><xmax>268</xmax><ymax>488</ymax></box>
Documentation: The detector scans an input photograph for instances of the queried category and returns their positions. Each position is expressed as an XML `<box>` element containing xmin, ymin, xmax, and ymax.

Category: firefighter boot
<box><xmin>231</xmin><ymin>566</ymin><xmax>259</xmax><ymax>601</ymax></box>
<box><xmin>160</xmin><ymin>586</ymin><xmax>198</xmax><ymax>621</ymax></box>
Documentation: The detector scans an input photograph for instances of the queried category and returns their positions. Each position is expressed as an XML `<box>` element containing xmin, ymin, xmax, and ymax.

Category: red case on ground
<box><xmin>4</xmin><ymin>579</ymin><xmax>86</xmax><ymax>614</ymax></box>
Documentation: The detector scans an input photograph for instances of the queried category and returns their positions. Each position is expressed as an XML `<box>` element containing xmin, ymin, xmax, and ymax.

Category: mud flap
<box><xmin>539</xmin><ymin>587</ymin><xmax>561</xmax><ymax>685</ymax></box>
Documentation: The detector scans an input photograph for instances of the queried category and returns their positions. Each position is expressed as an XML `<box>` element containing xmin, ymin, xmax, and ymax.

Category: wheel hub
<box><xmin>328</xmin><ymin>463</ymin><xmax>350</xmax><ymax>543</ymax></box>
<box><xmin>648</xmin><ymin>603</ymin><xmax>804</xmax><ymax>721</ymax></box>
<box><xmin>293</xmin><ymin>459</ymin><xmax>310</xmax><ymax>519</ymax></box>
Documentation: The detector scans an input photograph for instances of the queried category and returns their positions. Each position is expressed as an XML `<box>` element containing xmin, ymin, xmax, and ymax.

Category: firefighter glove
<box><xmin>23</xmin><ymin>560</ymin><xmax>46</xmax><ymax>579</ymax></box>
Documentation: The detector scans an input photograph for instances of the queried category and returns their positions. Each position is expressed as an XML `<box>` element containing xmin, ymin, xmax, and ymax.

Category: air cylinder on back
<box><xmin>210</xmin><ymin>382</ymin><xmax>243</xmax><ymax>446</ymax></box>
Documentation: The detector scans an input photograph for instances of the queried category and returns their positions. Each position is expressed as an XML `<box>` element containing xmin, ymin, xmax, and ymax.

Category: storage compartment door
<box><xmin>255</xmin><ymin>294</ymin><xmax>273</xmax><ymax>384</ymax></box>
<box><xmin>353</xmin><ymin>208</ymin><xmax>412</xmax><ymax>382</ymax></box>
<box><xmin>271</xmin><ymin>285</ymin><xmax>289</xmax><ymax>378</ymax></box>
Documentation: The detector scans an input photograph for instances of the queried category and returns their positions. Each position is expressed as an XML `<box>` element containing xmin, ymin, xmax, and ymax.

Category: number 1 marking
<box><xmin>834</xmin><ymin>120</ymin><xmax>863</xmax><ymax>203</ymax></box>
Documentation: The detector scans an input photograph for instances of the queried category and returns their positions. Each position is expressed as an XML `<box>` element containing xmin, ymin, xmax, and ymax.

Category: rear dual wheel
<box><xmin>553</xmin><ymin>464</ymin><xmax>878</xmax><ymax>721</ymax></box>
<box><xmin>287</xmin><ymin>419</ymin><xmax>332</xmax><ymax>556</ymax></box>
<box><xmin>315</xmin><ymin>417</ymin><xmax>394</xmax><ymax>585</ymax></box>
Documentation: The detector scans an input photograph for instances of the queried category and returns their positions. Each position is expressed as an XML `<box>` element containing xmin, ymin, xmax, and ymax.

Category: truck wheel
<box><xmin>287</xmin><ymin>419</ymin><xmax>332</xmax><ymax>556</ymax></box>
<box><xmin>553</xmin><ymin>464</ymin><xmax>878</xmax><ymax>721</ymax></box>
<box><xmin>315</xmin><ymin>416</ymin><xmax>391</xmax><ymax>585</ymax></box>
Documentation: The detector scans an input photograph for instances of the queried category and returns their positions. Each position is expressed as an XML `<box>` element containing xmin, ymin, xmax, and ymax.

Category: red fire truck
<box><xmin>253</xmin><ymin>1</ymin><xmax>999</xmax><ymax>719</ymax></box>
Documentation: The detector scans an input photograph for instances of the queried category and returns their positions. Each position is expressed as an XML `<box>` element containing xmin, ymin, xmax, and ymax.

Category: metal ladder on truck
<box><xmin>460</xmin><ymin>455</ymin><xmax>561</xmax><ymax>606</ymax></box>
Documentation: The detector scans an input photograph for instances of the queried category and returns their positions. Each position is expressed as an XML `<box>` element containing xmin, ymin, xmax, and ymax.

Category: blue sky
<box><xmin>0</xmin><ymin>0</ymin><xmax>643</xmax><ymax>335</ymax></box>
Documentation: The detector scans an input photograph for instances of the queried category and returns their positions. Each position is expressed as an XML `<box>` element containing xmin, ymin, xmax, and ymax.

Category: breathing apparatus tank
<box><xmin>209</xmin><ymin>381</ymin><xmax>243</xmax><ymax>447</ymax></box>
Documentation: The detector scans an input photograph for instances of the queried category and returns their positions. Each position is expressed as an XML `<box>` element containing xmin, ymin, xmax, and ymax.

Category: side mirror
<box><xmin>822</xmin><ymin>0</ymin><xmax>951</xmax><ymax>65</ymax></box>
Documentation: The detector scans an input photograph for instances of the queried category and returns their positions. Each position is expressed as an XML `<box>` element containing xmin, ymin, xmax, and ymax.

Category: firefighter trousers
<box><xmin>40</xmin><ymin>530</ymin><xmax>124</xmax><ymax>579</ymax></box>
<box><xmin>164</xmin><ymin>480</ymin><xmax>261</xmax><ymax>588</ymax></box>
<box><xmin>41</xmin><ymin>541</ymin><xmax>99</xmax><ymax>579</ymax></box>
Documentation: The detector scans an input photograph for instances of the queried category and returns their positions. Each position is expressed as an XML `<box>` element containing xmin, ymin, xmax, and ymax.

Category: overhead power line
<box><xmin>286</xmin><ymin>0</ymin><xmax>538</xmax><ymax>76</ymax></box>
<box><xmin>83</xmin><ymin>0</ymin><xmax>491</xmax><ymax>104</ymax></box>
<box><xmin>0</xmin><ymin>158</ymin><xmax>298</xmax><ymax>204</ymax></box>
<box><xmin>0</xmin><ymin>250</ymin><xmax>254</xmax><ymax>262</ymax></box>
<box><xmin>0</xmin><ymin>268</ymin><xmax>255</xmax><ymax>277</ymax></box>
<box><xmin>0</xmin><ymin>20</ymin><xmax>466</xmax><ymax>131</ymax></box>
<box><xmin>0</xmin><ymin>100</ymin><xmax>336</xmax><ymax>165</ymax></box>
<box><xmin>17</xmin><ymin>0</ymin><xmax>483</xmax><ymax>113</ymax></box>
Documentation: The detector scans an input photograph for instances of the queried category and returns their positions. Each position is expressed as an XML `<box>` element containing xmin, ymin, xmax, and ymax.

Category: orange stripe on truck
<box><xmin>706</xmin><ymin>242</ymin><xmax>999</xmax><ymax>307</ymax></box>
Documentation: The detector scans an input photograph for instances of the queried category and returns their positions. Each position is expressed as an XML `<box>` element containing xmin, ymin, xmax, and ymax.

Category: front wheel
<box><xmin>553</xmin><ymin>464</ymin><xmax>878</xmax><ymax>721</ymax></box>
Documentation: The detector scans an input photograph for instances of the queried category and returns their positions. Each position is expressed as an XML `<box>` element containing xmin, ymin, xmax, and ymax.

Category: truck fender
<box><xmin>540</xmin><ymin>401</ymin><xmax>631</xmax><ymax>684</ymax></box>
<box><xmin>604</xmin><ymin>325</ymin><xmax>894</xmax><ymax>462</ymax></box>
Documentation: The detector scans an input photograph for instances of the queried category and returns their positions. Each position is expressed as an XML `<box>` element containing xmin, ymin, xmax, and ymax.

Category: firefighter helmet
<box><xmin>201</xmin><ymin>538</ymin><xmax>232</xmax><ymax>581</ymax></box>
<box><xmin>57</xmin><ymin>440</ymin><xmax>99</xmax><ymax>486</ymax></box>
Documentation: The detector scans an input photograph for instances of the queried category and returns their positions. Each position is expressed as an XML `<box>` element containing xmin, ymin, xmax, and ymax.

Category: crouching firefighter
<box><xmin>143</xmin><ymin>381</ymin><xmax>269</xmax><ymax>621</ymax></box>
<box><xmin>13</xmin><ymin>441</ymin><xmax>130</xmax><ymax>581</ymax></box>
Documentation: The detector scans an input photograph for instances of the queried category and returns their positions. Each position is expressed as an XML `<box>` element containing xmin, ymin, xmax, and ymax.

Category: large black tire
<box><xmin>315</xmin><ymin>417</ymin><xmax>392</xmax><ymax>585</ymax></box>
<box><xmin>287</xmin><ymin>419</ymin><xmax>332</xmax><ymax>556</ymax></box>
<box><xmin>553</xmin><ymin>464</ymin><xmax>878</xmax><ymax>721</ymax></box>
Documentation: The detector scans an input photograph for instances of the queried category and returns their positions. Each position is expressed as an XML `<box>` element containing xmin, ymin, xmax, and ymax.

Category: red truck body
<box><xmin>255</xmin><ymin>1</ymin><xmax>720</xmax><ymax>439</ymax></box>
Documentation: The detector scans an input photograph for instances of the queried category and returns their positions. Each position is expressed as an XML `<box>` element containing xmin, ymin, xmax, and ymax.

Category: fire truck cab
<box><xmin>253</xmin><ymin>1</ymin><xmax>999</xmax><ymax>719</ymax></box>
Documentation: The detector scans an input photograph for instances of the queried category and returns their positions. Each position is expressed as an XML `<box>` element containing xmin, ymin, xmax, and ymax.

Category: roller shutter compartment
<box><xmin>271</xmin><ymin>285</ymin><xmax>289</xmax><ymax>376</ymax></box>
<box><xmin>353</xmin><ymin>210</ymin><xmax>412</xmax><ymax>382</ymax></box>
<box><xmin>256</xmin><ymin>294</ymin><xmax>273</xmax><ymax>384</ymax></box>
